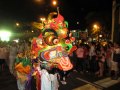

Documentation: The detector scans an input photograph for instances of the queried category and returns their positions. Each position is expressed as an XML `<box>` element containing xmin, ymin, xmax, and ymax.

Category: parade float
<box><xmin>14</xmin><ymin>11</ymin><xmax>77</xmax><ymax>90</ymax></box>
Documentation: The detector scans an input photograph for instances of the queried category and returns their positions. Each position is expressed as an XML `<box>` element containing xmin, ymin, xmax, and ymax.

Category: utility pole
<box><xmin>111</xmin><ymin>0</ymin><xmax>116</xmax><ymax>42</ymax></box>
<box><xmin>119</xmin><ymin>7</ymin><xmax>120</xmax><ymax>24</ymax></box>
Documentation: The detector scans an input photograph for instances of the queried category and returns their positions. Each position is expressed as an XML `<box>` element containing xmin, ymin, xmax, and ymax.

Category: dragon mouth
<box><xmin>40</xmin><ymin>46</ymin><xmax>73</xmax><ymax>71</ymax></box>
<box><xmin>40</xmin><ymin>46</ymin><xmax>68</xmax><ymax>62</ymax></box>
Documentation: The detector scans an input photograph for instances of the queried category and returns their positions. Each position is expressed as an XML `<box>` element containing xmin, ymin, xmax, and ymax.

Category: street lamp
<box><xmin>35</xmin><ymin>0</ymin><xmax>42</xmax><ymax>2</ymax></box>
<box><xmin>93</xmin><ymin>24</ymin><xmax>100</xmax><ymax>33</ymax></box>
<box><xmin>111</xmin><ymin>0</ymin><xmax>120</xmax><ymax>42</ymax></box>
<box><xmin>35</xmin><ymin>0</ymin><xmax>43</xmax><ymax>3</ymax></box>
<box><xmin>51</xmin><ymin>0</ymin><xmax>59</xmax><ymax>13</ymax></box>
<box><xmin>93</xmin><ymin>23</ymin><xmax>100</xmax><ymax>42</ymax></box>
<box><xmin>16</xmin><ymin>22</ymin><xmax>20</xmax><ymax>27</ymax></box>
<box><xmin>52</xmin><ymin>0</ymin><xmax>58</xmax><ymax>6</ymax></box>
<box><xmin>111</xmin><ymin>0</ymin><xmax>116</xmax><ymax>42</ymax></box>
<box><xmin>93</xmin><ymin>24</ymin><xmax>99</xmax><ymax>29</ymax></box>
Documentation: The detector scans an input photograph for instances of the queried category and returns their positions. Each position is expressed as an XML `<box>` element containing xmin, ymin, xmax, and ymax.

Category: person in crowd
<box><xmin>0</xmin><ymin>42</ymin><xmax>8</xmax><ymax>73</ymax></box>
<box><xmin>18</xmin><ymin>42</ymin><xmax>25</xmax><ymax>53</ymax></box>
<box><xmin>76</xmin><ymin>43</ymin><xmax>85</xmax><ymax>73</ymax></box>
<box><xmin>83</xmin><ymin>44</ymin><xmax>90</xmax><ymax>73</ymax></box>
<box><xmin>96</xmin><ymin>46</ymin><xmax>106</xmax><ymax>77</ymax></box>
<box><xmin>88</xmin><ymin>42</ymin><xmax>98</xmax><ymax>74</ymax></box>
<box><xmin>106</xmin><ymin>42</ymin><xmax>113</xmax><ymax>76</ymax></box>
<box><xmin>9</xmin><ymin>41</ymin><xmax>18</xmax><ymax>75</ymax></box>
<box><xmin>68</xmin><ymin>47</ymin><xmax>77</xmax><ymax>71</ymax></box>
<box><xmin>111</xmin><ymin>42</ymin><xmax>120</xmax><ymax>80</ymax></box>
<box><xmin>0</xmin><ymin>43</ymin><xmax>5</xmax><ymax>73</ymax></box>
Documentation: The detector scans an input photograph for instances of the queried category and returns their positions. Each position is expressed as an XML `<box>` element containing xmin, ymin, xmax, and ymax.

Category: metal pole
<box><xmin>111</xmin><ymin>0</ymin><xmax>116</xmax><ymax>42</ymax></box>
<box><xmin>119</xmin><ymin>7</ymin><xmax>120</xmax><ymax>24</ymax></box>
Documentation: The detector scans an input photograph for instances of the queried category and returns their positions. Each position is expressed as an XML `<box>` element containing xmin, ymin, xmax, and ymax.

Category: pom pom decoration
<box><xmin>70</xmin><ymin>37</ymin><xmax>75</xmax><ymax>42</ymax></box>
<box><xmin>65</xmin><ymin>39</ymin><xmax>70</xmax><ymax>44</ymax></box>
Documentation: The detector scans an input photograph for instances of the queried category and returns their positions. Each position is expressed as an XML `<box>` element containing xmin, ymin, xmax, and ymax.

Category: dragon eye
<box><xmin>53</xmin><ymin>39</ymin><xmax>59</xmax><ymax>45</ymax></box>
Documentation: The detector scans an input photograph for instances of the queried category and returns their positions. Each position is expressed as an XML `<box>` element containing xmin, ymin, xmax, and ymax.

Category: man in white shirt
<box><xmin>9</xmin><ymin>42</ymin><xmax>18</xmax><ymax>75</ymax></box>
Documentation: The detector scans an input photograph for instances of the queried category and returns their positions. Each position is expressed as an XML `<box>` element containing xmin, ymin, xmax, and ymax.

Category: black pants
<box><xmin>58</xmin><ymin>69</ymin><xmax>71</xmax><ymax>81</ymax></box>
<box><xmin>76</xmin><ymin>58</ymin><xmax>85</xmax><ymax>72</ymax></box>
<box><xmin>89</xmin><ymin>56</ymin><xmax>99</xmax><ymax>73</ymax></box>
<box><xmin>0</xmin><ymin>59</ymin><xmax>5</xmax><ymax>72</ymax></box>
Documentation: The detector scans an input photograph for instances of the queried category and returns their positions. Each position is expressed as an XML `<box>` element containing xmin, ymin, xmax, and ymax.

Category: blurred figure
<box><xmin>111</xmin><ymin>42</ymin><xmax>120</xmax><ymax>80</ymax></box>
<box><xmin>0</xmin><ymin>43</ymin><xmax>7</xmax><ymax>73</ymax></box>
<box><xmin>88</xmin><ymin>42</ymin><xmax>98</xmax><ymax>74</ymax></box>
<box><xmin>9</xmin><ymin>41</ymin><xmax>18</xmax><ymax>75</ymax></box>
<box><xmin>96</xmin><ymin>46</ymin><xmax>106</xmax><ymax>77</ymax></box>
<box><xmin>106</xmin><ymin>42</ymin><xmax>113</xmax><ymax>76</ymax></box>
<box><xmin>76</xmin><ymin>44</ymin><xmax>85</xmax><ymax>73</ymax></box>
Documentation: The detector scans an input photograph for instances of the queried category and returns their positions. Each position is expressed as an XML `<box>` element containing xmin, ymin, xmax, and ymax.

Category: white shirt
<box><xmin>9</xmin><ymin>46</ymin><xmax>18</xmax><ymax>56</ymax></box>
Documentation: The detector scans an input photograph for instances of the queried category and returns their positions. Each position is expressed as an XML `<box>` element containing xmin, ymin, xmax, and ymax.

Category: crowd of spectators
<box><xmin>0</xmin><ymin>40</ymin><xmax>120</xmax><ymax>83</ymax></box>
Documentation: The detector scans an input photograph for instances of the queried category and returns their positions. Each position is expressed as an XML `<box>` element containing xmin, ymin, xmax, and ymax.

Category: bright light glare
<box><xmin>93</xmin><ymin>24</ymin><xmax>100</xmax><ymax>29</ymax></box>
<box><xmin>16</xmin><ymin>22</ymin><xmax>20</xmax><ymax>26</ymax></box>
<box><xmin>52</xmin><ymin>0</ymin><xmax>57</xmax><ymax>6</ymax></box>
<box><xmin>0</xmin><ymin>31</ymin><xmax>11</xmax><ymax>41</ymax></box>
<box><xmin>99</xmin><ymin>34</ymin><xmax>102</xmax><ymax>37</ymax></box>
<box><xmin>93</xmin><ymin>24</ymin><xmax>98</xmax><ymax>28</ymax></box>
<box><xmin>35</xmin><ymin>0</ymin><xmax>42</xmax><ymax>2</ymax></box>
<box><xmin>13</xmin><ymin>39</ymin><xmax>19</xmax><ymax>43</ymax></box>
<box><xmin>40</xmin><ymin>17</ymin><xmax>46</xmax><ymax>22</ymax></box>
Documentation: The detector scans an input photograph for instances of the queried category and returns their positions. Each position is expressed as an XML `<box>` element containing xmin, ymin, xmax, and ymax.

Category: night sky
<box><xmin>0</xmin><ymin>0</ymin><xmax>112</xmax><ymax>30</ymax></box>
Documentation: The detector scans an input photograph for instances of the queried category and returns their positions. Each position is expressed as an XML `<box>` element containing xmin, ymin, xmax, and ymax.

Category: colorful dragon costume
<box><xmin>14</xmin><ymin>12</ymin><xmax>77</xmax><ymax>90</ymax></box>
<box><xmin>32</xmin><ymin>12</ymin><xmax>77</xmax><ymax>71</ymax></box>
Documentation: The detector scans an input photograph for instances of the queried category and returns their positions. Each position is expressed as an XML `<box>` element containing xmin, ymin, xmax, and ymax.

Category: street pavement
<box><xmin>0</xmin><ymin>66</ymin><xmax>18</xmax><ymax>90</ymax></box>
<box><xmin>1</xmin><ymin>65</ymin><xmax>120</xmax><ymax>90</ymax></box>
<box><xmin>59</xmin><ymin>70</ymin><xmax>120</xmax><ymax>90</ymax></box>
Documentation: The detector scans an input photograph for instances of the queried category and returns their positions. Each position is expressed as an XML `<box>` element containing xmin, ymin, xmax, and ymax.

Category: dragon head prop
<box><xmin>31</xmin><ymin>12</ymin><xmax>77</xmax><ymax>71</ymax></box>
